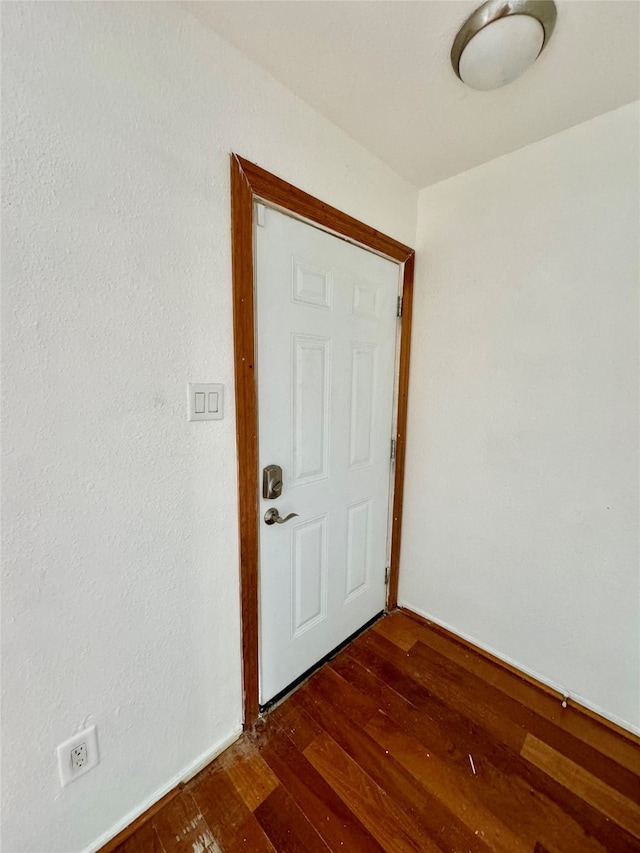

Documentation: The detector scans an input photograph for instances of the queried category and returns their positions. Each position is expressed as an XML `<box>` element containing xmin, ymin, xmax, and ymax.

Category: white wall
<box><xmin>401</xmin><ymin>102</ymin><xmax>640</xmax><ymax>734</ymax></box>
<box><xmin>0</xmin><ymin>4</ymin><xmax>417</xmax><ymax>851</ymax></box>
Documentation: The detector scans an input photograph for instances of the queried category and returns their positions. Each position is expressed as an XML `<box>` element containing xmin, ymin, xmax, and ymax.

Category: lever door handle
<box><xmin>264</xmin><ymin>508</ymin><xmax>299</xmax><ymax>526</ymax></box>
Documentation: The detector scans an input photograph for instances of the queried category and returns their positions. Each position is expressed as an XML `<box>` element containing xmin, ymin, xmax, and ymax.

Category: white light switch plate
<box><xmin>188</xmin><ymin>384</ymin><xmax>224</xmax><ymax>421</ymax></box>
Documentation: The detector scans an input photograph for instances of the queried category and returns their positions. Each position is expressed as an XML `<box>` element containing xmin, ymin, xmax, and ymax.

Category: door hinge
<box><xmin>390</xmin><ymin>438</ymin><xmax>396</xmax><ymax>460</ymax></box>
<box><xmin>397</xmin><ymin>296</ymin><xmax>403</xmax><ymax>317</ymax></box>
<box><xmin>256</xmin><ymin>203</ymin><xmax>266</xmax><ymax>227</ymax></box>
<box><xmin>385</xmin><ymin>566</ymin><xmax>390</xmax><ymax>586</ymax></box>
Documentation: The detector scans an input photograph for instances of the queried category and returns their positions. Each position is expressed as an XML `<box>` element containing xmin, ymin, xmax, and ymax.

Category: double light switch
<box><xmin>188</xmin><ymin>383</ymin><xmax>224</xmax><ymax>421</ymax></box>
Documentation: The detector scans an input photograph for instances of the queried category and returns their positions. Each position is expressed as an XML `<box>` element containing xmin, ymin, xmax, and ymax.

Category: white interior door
<box><xmin>256</xmin><ymin>204</ymin><xmax>400</xmax><ymax>706</ymax></box>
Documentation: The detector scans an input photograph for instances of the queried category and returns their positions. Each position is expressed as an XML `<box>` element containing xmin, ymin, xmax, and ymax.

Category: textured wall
<box><xmin>0</xmin><ymin>4</ymin><xmax>417</xmax><ymax>851</ymax></box>
<box><xmin>401</xmin><ymin>102</ymin><xmax>640</xmax><ymax>734</ymax></box>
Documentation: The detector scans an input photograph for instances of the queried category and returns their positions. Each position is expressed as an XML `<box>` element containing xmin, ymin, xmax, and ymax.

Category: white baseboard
<box><xmin>87</xmin><ymin>725</ymin><xmax>242</xmax><ymax>853</ymax></box>
<box><xmin>398</xmin><ymin>600</ymin><xmax>640</xmax><ymax>738</ymax></box>
<box><xmin>180</xmin><ymin>728</ymin><xmax>242</xmax><ymax>783</ymax></box>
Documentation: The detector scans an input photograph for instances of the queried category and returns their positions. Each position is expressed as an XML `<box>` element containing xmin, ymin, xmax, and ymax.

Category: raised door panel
<box><xmin>291</xmin><ymin>335</ymin><xmax>331</xmax><ymax>485</ymax></box>
<box><xmin>291</xmin><ymin>515</ymin><xmax>328</xmax><ymax>637</ymax></box>
<box><xmin>292</xmin><ymin>257</ymin><xmax>333</xmax><ymax>310</ymax></box>
<box><xmin>345</xmin><ymin>498</ymin><xmax>373</xmax><ymax>602</ymax></box>
<box><xmin>348</xmin><ymin>342</ymin><xmax>378</xmax><ymax>471</ymax></box>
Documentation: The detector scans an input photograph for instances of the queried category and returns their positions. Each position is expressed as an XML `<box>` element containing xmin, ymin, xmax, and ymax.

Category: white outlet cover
<box><xmin>57</xmin><ymin>724</ymin><xmax>99</xmax><ymax>787</ymax></box>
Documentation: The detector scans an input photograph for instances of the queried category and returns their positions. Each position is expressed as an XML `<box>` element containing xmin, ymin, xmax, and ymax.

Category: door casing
<box><xmin>230</xmin><ymin>154</ymin><xmax>415</xmax><ymax>726</ymax></box>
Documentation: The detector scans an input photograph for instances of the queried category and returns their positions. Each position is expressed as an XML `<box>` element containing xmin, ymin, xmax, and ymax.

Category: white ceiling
<box><xmin>184</xmin><ymin>1</ymin><xmax>640</xmax><ymax>189</ymax></box>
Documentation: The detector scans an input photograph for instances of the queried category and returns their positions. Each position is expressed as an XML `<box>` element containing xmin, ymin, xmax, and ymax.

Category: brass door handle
<box><xmin>264</xmin><ymin>508</ymin><xmax>299</xmax><ymax>526</ymax></box>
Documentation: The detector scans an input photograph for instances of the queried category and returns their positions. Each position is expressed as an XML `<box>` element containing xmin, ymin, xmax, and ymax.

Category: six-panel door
<box><xmin>256</xmin><ymin>205</ymin><xmax>400</xmax><ymax>705</ymax></box>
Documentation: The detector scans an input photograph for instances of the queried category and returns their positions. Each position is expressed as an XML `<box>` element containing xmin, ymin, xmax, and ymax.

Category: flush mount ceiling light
<box><xmin>451</xmin><ymin>0</ymin><xmax>557</xmax><ymax>91</ymax></box>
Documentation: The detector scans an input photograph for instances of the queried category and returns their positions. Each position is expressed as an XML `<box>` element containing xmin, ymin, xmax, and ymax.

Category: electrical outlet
<box><xmin>57</xmin><ymin>725</ymin><xmax>99</xmax><ymax>787</ymax></box>
<box><xmin>71</xmin><ymin>742</ymin><xmax>87</xmax><ymax>770</ymax></box>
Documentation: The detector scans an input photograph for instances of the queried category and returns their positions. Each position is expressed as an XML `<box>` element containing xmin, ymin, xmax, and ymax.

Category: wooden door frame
<box><xmin>230</xmin><ymin>154</ymin><xmax>415</xmax><ymax>726</ymax></box>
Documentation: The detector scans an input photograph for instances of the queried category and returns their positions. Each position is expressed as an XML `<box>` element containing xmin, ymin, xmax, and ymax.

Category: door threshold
<box><xmin>259</xmin><ymin>610</ymin><xmax>384</xmax><ymax>715</ymax></box>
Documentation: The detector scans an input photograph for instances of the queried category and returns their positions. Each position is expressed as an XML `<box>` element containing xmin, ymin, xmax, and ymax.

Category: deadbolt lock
<box><xmin>262</xmin><ymin>464</ymin><xmax>283</xmax><ymax>500</ymax></box>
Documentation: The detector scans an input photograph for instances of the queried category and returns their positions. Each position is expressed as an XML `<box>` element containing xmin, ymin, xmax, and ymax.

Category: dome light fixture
<box><xmin>451</xmin><ymin>0</ymin><xmax>557</xmax><ymax>91</ymax></box>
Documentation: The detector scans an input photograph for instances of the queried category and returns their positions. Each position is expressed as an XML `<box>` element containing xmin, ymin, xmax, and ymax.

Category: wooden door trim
<box><xmin>230</xmin><ymin>154</ymin><xmax>415</xmax><ymax>726</ymax></box>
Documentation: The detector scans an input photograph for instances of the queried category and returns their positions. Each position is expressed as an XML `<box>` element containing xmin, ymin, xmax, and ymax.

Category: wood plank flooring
<box><xmin>109</xmin><ymin>611</ymin><xmax>640</xmax><ymax>853</ymax></box>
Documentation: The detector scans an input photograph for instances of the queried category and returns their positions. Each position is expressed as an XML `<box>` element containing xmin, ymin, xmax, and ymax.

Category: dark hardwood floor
<box><xmin>110</xmin><ymin>610</ymin><xmax>640</xmax><ymax>852</ymax></box>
